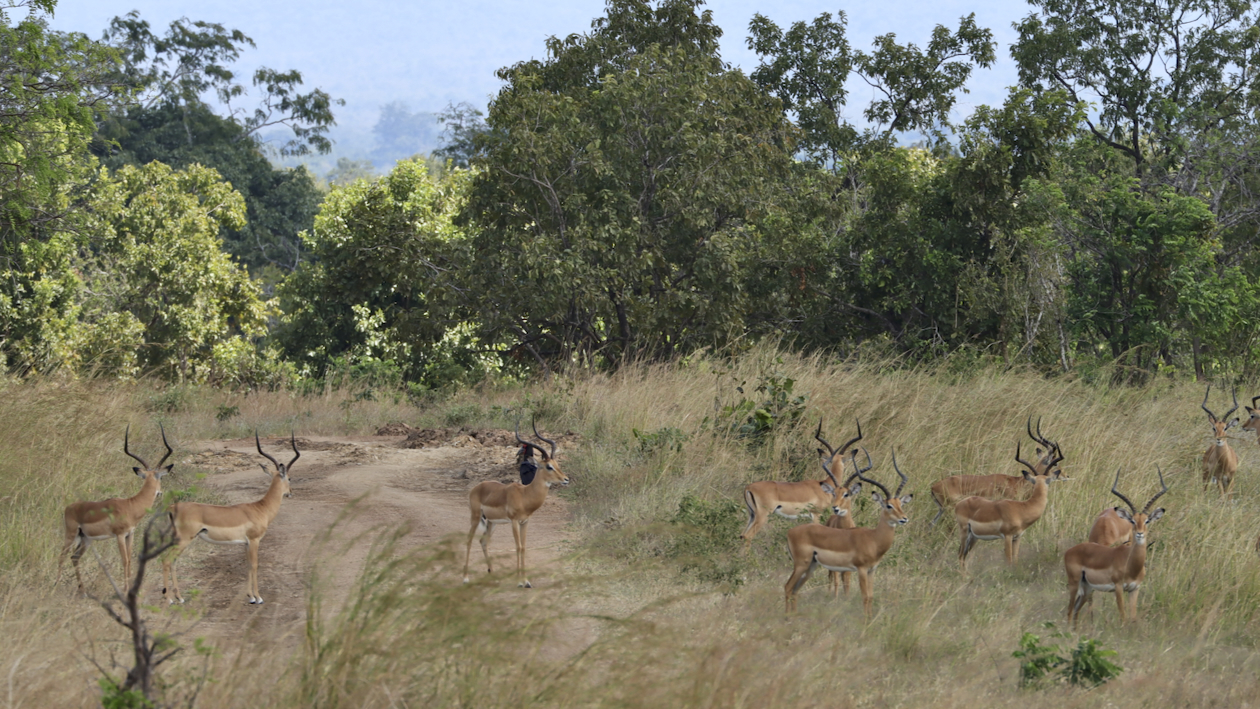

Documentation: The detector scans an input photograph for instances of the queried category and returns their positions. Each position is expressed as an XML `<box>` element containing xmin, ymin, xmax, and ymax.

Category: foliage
<box><xmin>633</xmin><ymin>426</ymin><xmax>689</xmax><ymax>454</ymax></box>
<box><xmin>370</xmin><ymin>102</ymin><xmax>440</xmax><ymax>168</ymax></box>
<box><xmin>717</xmin><ymin>367</ymin><xmax>807</xmax><ymax>442</ymax></box>
<box><xmin>432</xmin><ymin>101</ymin><xmax>486</xmax><ymax>169</ymax></box>
<box><xmin>278</xmin><ymin>159</ymin><xmax>485</xmax><ymax>387</ymax></box>
<box><xmin>74</xmin><ymin>161</ymin><xmax>270</xmax><ymax>381</ymax></box>
<box><xmin>1013</xmin><ymin>623</ymin><xmax>1123</xmax><ymax>689</ymax></box>
<box><xmin>462</xmin><ymin>0</ymin><xmax>804</xmax><ymax>369</ymax></box>
<box><xmin>94</xmin><ymin>12</ymin><xmax>336</xmax><ymax>272</ymax></box>
<box><xmin>0</xmin><ymin>0</ymin><xmax>124</xmax><ymax>372</ymax></box>
<box><xmin>668</xmin><ymin>494</ymin><xmax>745</xmax><ymax>589</ymax></box>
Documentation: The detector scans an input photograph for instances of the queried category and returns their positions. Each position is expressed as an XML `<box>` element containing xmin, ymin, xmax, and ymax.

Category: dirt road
<box><xmin>158</xmin><ymin>429</ymin><xmax>574</xmax><ymax>642</ymax></box>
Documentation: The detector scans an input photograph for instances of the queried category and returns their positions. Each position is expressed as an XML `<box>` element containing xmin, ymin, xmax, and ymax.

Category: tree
<box><xmin>433</xmin><ymin>101</ymin><xmax>487</xmax><ymax>169</ymax></box>
<box><xmin>461</xmin><ymin>0</ymin><xmax>803</xmax><ymax>369</ymax></box>
<box><xmin>72</xmin><ymin>161</ymin><xmax>270</xmax><ymax>381</ymax></box>
<box><xmin>371</xmin><ymin>102</ymin><xmax>440</xmax><ymax>168</ymax></box>
<box><xmin>0</xmin><ymin>0</ymin><xmax>124</xmax><ymax>372</ymax></box>
<box><xmin>278</xmin><ymin>159</ymin><xmax>478</xmax><ymax>386</ymax></box>
<box><xmin>93</xmin><ymin>12</ymin><xmax>338</xmax><ymax>273</ymax></box>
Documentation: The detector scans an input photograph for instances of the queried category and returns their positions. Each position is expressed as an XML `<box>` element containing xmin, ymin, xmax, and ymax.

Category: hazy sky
<box><xmin>49</xmin><ymin>0</ymin><xmax>1032</xmax><ymax>131</ymax></box>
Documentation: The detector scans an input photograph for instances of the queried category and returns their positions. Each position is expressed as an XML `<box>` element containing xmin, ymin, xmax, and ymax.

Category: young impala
<box><xmin>928</xmin><ymin>417</ymin><xmax>1064</xmax><ymax>525</ymax></box>
<box><xmin>1201</xmin><ymin>385</ymin><xmax>1240</xmax><ymax>496</ymax></box>
<box><xmin>1243</xmin><ymin>395</ymin><xmax>1260</xmax><ymax>444</ymax></box>
<box><xmin>954</xmin><ymin>442</ymin><xmax>1066</xmax><ymax>573</ymax></box>
<box><xmin>784</xmin><ymin>449</ymin><xmax>912</xmax><ymax>616</ymax></box>
<box><xmin>463</xmin><ymin>419</ymin><xmax>569</xmax><ymax>588</ymax></box>
<box><xmin>1065</xmin><ymin>468</ymin><xmax>1167</xmax><ymax>628</ymax></box>
<box><xmin>741</xmin><ymin>419</ymin><xmax>862</xmax><ymax>547</ymax></box>
<box><xmin>57</xmin><ymin>425</ymin><xmax>174</xmax><ymax>594</ymax></box>
<box><xmin>162</xmin><ymin>433</ymin><xmax>298</xmax><ymax>605</ymax></box>
<box><xmin>822</xmin><ymin>449</ymin><xmax>869</xmax><ymax>597</ymax></box>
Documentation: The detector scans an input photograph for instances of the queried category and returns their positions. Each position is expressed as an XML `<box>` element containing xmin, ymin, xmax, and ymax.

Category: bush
<box><xmin>1013</xmin><ymin>623</ymin><xmax>1122</xmax><ymax>689</ymax></box>
<box><xmin>668</xmin><ymin>495</ymin><xmax>746</xmax><ymax>590</ymax></box>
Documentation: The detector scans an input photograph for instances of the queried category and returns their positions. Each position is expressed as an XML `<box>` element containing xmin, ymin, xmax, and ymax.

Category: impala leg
<box><xmin>958</xmin><ymin>525</ymin><xmax>976</xmax><ymax>573</ymax></box>
<box><xmin>1114</xmin><ymin>585</ymin><xmax>1128</xmax><ymax>624</ymax></box>
<box><xmin>509</xmin><ymin>520</ymin><xmax>526</xmax><ymax>588</ymax></box>
<box><xmin>246</xmin><ymin>537</ymin><xmax>262</xmax><ymax>604</ymax></box>
<box><xmin>841</xmin><ymin>571</ymin><xmax>851</xmax><ymax>595</ymax></box>
<box><xmin>740</xmin><ymin>491</ymin><xmax>763</xmax><ymax>550</ymax></box>
<box><xmin>1224</xmin><ymin>475</ymin><xmax>1236</xmax><ymax>498</ymax></box>
<box><xmin>162</xmin><ymin>531</ymin><xmax>194</xmax><ymax>605</ymax></box>
<box><xmin>1129</xmin><ymin>587</ymin><xmax>1140</xmax><ymax>622</ymax></box>
<box><xmin>829</xmin><ymin>571</ymin><xmax>839</xmax><ymax>598</ymax></box>
<box><xmin>116</xmin><ymin>533</ymin><xmax>131</xmax><ymax>593</ymax></box>
<box><xmin>518</xmin><ymin>519</ymin><xmax>531</xmax><ymax>589</ymax></box>
<box><xmin>930</xmin><ymin>493</ymin><xmax>946</xmax><ymax>526</ymax></box>
<box><xmin>1010</xmin><ymin>534</ymin><xmax>1022</xmax><ymax>566</ymax></box>
<box><xmin>784</xmin><ymin>558</ymin><xmax>817</xmax><ymax>613</ymax></box>
<box><xmin>1002</xmin><ymin>534</ymin><xmax>1014</xmax><ymax>566</ymax></box>
<box><xmin>462</xmin><ymin>514</ymin><xmax>483</xmax><ymax>583</ymax></box>
<box><xmin>70</xmin><ymin>536</ymin><xmax>90</xmax><ymax>595</ymax></box>
<box><xmin>857</xmin><ymin>567</ymin><xmax>873</xmax><ymax>619</ymax></box>
<box><xmin>480</xmin><ymin>518</ymin><xmax>497</xmax><ymax>575</ymax></box>
<box><xmin>56</xmin><ymin>528</ymin><xmax>78</xmax><ymax>591</ymax></box>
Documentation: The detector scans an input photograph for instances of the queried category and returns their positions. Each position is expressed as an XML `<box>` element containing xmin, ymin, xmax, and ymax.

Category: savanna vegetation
<box><xmin>6</xmin><ymin>0</ymin><xmax>1260</xmax><ymax>705</ymax></box>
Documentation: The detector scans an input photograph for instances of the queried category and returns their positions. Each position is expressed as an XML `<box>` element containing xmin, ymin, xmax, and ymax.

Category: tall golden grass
<box><xmin>4</xmin><ymin>347</ymin><xmax>1260</xmax><ymax>707</ymax></box>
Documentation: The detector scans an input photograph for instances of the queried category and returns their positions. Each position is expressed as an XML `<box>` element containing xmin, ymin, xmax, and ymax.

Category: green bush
<box><xmin>668</xmin><ymin>495</ymin><xmax>746</xmax><ymax>590</ymax></box>
<box><xmin>1013</xmin><ymin>623</ymin><xmax>1122</xmax><ymax>689</ymax></box>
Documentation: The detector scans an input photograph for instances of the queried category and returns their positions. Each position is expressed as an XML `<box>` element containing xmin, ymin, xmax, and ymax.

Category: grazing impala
<box><xmin>463</xmin><ymin>419</ymin><xmax>569</xmax><ymax>588</ymax></box>
<box><xmin>954</xmin><ymin>443</ymin><xmax>1066</xmax><ymax>573</ymax></box>
<box><xmin>162</xmin><ymin>433</ymin><xmax>298</xmax><ymax>605</ymax></box>
<box><xmin>57</xmin><ymin>425</ymin><xmax>174</xmax><ymax>594</ymax></box>
<box><xmin>784</xmin><ymin>449</ymin><xmax>912</xmax><ymax>616</ymax></box>
<box><xmin>928</xmin><ymin>417</ymin><xmax>1064</xmax><ymax>525</ymax></box>
<box><xmin>741</xmin><ymin>419</ymin><xmax>862</xmax><ymax>547</ymax></box>
<box><xmin>1065</xmin><ymin>468</ymin><xmax>1167</xmax><ymax>628</ymax></box>
<box><xmin>1243</xmin><ymin>395</ymin><xmax>1260</xmax><ymax>444</ymax></box>
<box><xmin>1201</xmin><ymin>385</ymin><xmax>1241</xmax><ymax>496</ymax></box>
<box><xmin>822</xmin><ymin>449</ymin><xmax>870</xmax><ymax>597</ymax></box>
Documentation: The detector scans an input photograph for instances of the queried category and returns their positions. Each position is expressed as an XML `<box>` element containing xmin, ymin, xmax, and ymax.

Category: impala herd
<box><xmin>55</xmin><ymin>385</ymin><xmax>1258</xmax><ymax>629</ymax></box>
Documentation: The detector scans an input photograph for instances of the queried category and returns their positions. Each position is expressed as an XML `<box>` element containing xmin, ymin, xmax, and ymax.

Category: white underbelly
<box><xmin>819</xmin><ymin>562</ymin><xmax>857</xmax><ymax>573</ymax></box>
<box><xmin>970</xmin><ymin>532</ymin><xmax>1003</xmax><ymax>540</ymax></box>
<box><xmin>197</xmin><ymin>530</ymin><xmax>248</xmax><ymax>545</ymax></box>
<box><xmin>773</xmin><ymin>505</ymin><xmax>813</xmax><ymax>519</ymax></box>
<box><xmin>82</xmin><ymin>533</ymin><xmax>115</xmax><ymax>542</ymax></box>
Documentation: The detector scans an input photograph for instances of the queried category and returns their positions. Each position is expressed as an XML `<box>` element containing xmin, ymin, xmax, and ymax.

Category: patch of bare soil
<box><xmin>150</xmin><ymin>433</ymin><xmax>576</xmax><ymax>646</ymax></box>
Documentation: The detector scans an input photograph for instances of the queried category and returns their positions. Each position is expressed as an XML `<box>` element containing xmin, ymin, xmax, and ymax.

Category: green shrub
<box><xmin>668</xmin><ymin>495</ymin><xmax>746</xmax><ymax>590</ymax></box>
<box><xmin>1013</xmin><ymin>623</ymin><xmax>1122</xmax><ymax>689</ymax></box>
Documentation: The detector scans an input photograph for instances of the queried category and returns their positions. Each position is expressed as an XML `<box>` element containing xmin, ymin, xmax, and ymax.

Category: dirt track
<box><xmin>156</xmin><ymin>431</ymin><xmax>573</xmax><ymax>643</ymax></box>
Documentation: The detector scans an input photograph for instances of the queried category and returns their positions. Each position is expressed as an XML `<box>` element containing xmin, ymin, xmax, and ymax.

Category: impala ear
<box><xmin>160</xmin><ymin>464</ymin><xmax>174</xmax><ymax>478</ymax></box>
<box><xmin>870</xmin><ymin>491</ymin><xmax>883</xmax><ymax>504</ymax></box>
<box><xmin>1228</xmin><ymin>418</ymin><xmax>1240</xmax><ymax>429</ymax></box>
<box><xmin>821</xmin><ymin>483</ymin><xmax>835</xmax><ymax>495</ymax></box>
<box><xmin>259</xmin><ymin>463</ymin><xmax>272</xmax><ymax>477</ymax></box>
<box><xmin>847</xmin><ymin>482</ymin><xmax>862</xmax><ymax>496</ymax></box>
<box><xmin>133</xmin><ymin>467</ymin><xmax>144</xmax><ymax>478</ymax></box>
<box><xmin>1116</xmin><ymin>508</ymin><xmax>1134</xmax><ymax>523</ymax></box>
<box><xmin>900</xmin><ymin>494</ymin><xmax>913</xmax><ymax>505</ymax></box>
<box><xmin>1147</xmin><ymin>508</ymin><xmax>1165</xmax><ymax>523</ymax></box>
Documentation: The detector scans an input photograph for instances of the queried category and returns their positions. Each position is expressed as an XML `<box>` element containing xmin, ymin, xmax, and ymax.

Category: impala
<box><xmin>1065</xmin><ymin>468</ymin><xmax>1167</xmax><ymax>628</ymax></box>
<box><xmin>1201</xmin><ymin>385</ymin><xmax>1240</xmax><ymax>496</ymax></box>
<box><xmin>162</xmin><ymin>433</ymin><xmax>298</xmax><ymax>605</ymax></box>
<box><xmin>741</xmin><ymin>419</ymin><xmax>862</xmax><ymax>547</ymax></box>
<box><xmin>1087</xmin><ymin>507</ymin><xmax>1132</xmax><ymax>546</ymax></box>
<box><xmin>954</xmin><ymin>442</ymin><xmax>1066</xmax><ymax>573</ymax></box>
<box><xmin>822</xmin><ymin>449</ymin><xmax>870</xmax><ymax>597</ymax></box>
<box><xmin>1241</xmin><ymin>395</ymin><xmax>1260</xmax><ymax>444</ymax></box>
<box><xmin>929</xmin><ymin>417</ymin><xmax>1064</xmax><ymax>525</ymax></box>
<box><xmin>57</xmin><ymin>425</ymin><xmax>174</xmax><ymax>594</ymax></box>
<box><xmin>463</xmin><ymin>419</ymin><xmax>569</xmax><ymax>588</ymax></box>
<box><xmin>784</xmin><ymin>449</ymin><xmax>912</xmax><ymax>616</ymax></box>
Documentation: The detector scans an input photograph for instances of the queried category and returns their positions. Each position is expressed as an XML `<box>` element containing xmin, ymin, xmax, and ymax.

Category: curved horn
<box><xmin>817</xmin><ymin>449</ymin><xmax>840</xmax><ymax>489</ymax></box>
<box><xmin>1141</xmin><ymin>466</ymin><xmax>1169</xmax><ymax>515</ymax></box>
<box><xmin>1223</xmin><ymin>388</ymin><xmax>1240</xmax><ymax>420</ymax></box>
<box><xmin>891</xmin><ymin>449</ymin><xmax>908</xmax><ymax>496</ymax></box>
<box><xmin>156</xmin><ymin>422</ymin><xmax>174</xmax><ymax>468</ymax></box>
<box><xmin>814</xmin><ymin>419</ymin><xmax>837</xmax><ymax>457</ymax></box>
<box><xmin>1015</xmin><ymin>442</ymin><xmax>1039</xmax><ymax>476</ymax></box>
<box><xmin>256</xmin><ymin>430</ymin><xmax>281</xmax><ymax>469</ymax></box>
<box><xmin>853</xmin><ymin>449</ymin><xmax>890</xmax><ymax>501</ymax></box>
<box><xmin>287</xmin><ymin>431</ymin><xmax>301</xmax><ymax>470</ymax></box>
<box><xmin>1027</xmin><ymin>416</ymin><xmax>1049</xmax><ymax>447</ymax></box>
<box><xmin>837</xmin><ymin>418</ymin><xmax>863</xmax><ymax>459</ymax></box>
<box><xmin>532</xmin><ymin>418</ymin><xmax>557</xmax><ymax>460</ymax></box>
<box><xmin>1046</xmin><ymin>440</ymin><xmax>1065</xmax><ymax>469</ymax></box>
<box><xmin>1203</xmin><ymin>384</ymin><xmax>1218</xmax><ymax>422</ymax></box>
<box><xmin>1252</xmin><ymin>395</ymin><xmax>1260</xmax><ymax>410</ymax></box>
<box><xmin>123</xmin><ymin>424</ymin><xmax>150</xmax><ymax>469</ymax></box>
<box><xmin>515</xmin><ymin>416</ymin><xmax>543</xmax><ymax>457</ymax></box>
<box><xmin>1110</xmin><ymin>469</ymin><xmax>1137</xmax><ymax>515</ymax></box>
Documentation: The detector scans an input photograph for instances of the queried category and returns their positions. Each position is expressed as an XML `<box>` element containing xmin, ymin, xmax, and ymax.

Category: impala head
<box><xmin>517</xmin><ymin>416</ymin><xmax>569</xmax><ymax>487</ymax></box>
<box><xmin>256</xmin><ymin>431</ymin><xmax>300</xmax><ymax>498</ymax></box>
<box><xmin>1108</xmin><ymin>467</ymin><xmax>1168</xmax><ymax>544</ymax></box>
<box><xmin>822</xmin><ymin>447</ymin><xmax>865</xmax><ymax>518</ymax></box>
<box><xmin>1240</xmin><ymin>395</ymin><xmax>1260</xmax><ymax>440</ymax></box>
<box><xmin>1202</xmin><ymin>384</ymin><xmax>1241</xmax><ymax>443</ymax></box>
<box><xmin>124</xmin><ymin>423</ymin><xmax>174</xmax><ymax>499</ymax></box>
<box><xmin>855</xmin><ymin>448</ymin><xmax>912</xmax><ymax>526</ymax></box>
<box><xmin>814</xmin><ymin>417</ymin><xmax>863</xmax><ymax>480</ymax></box>
<box><xmin>1016</xmin><ymin>441</ymin><xmax>1068</xmax><ymax>484</ymax></box>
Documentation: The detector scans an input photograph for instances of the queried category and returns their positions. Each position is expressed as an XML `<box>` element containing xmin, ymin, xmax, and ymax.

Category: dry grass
<box><xmin>5</xmin><ymin>347</ymin><xmax>1260</xmax><ymax>707</ymax></box>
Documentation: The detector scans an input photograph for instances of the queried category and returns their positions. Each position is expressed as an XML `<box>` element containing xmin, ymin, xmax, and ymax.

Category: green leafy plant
<box><xmin>214</xmin><ymin>404</ymin><xmax>240</xmax><ymax>422</ymax></box>
<box><xmin>1013</xmin><ymin>623</ymin><xmax>1122</xmax><ymax>689</ymax></box>
<box><xmin>668</xmin><ymin>495</ymin><xmax>746</xmax><ymax>590</ymax></box>
<box><xmin>718</xmin><ymin>366</ymin><xmax>808</xmax><ymax>442</ymax></box>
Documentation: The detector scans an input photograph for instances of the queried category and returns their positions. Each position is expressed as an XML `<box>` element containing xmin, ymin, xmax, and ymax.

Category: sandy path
<box><xmin>154</xmin><ymin>433</ymin><xmax>573</xmax><ymax>643</ymax></box>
